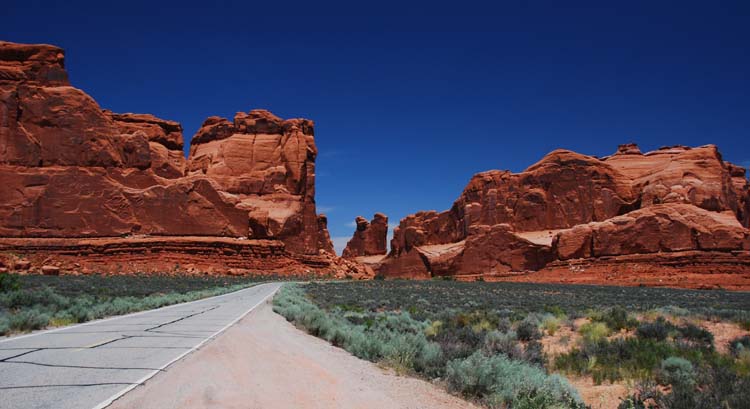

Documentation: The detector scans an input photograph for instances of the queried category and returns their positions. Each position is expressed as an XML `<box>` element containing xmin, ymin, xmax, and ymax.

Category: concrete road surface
<box><xmin>0</xmin><ymin>282</ymin><xmax>281</xmax><ymax>409</ymax></box>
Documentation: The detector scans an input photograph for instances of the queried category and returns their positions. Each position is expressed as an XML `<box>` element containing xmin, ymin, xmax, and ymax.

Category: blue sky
<box><xmin>5</xmin><ymin>1</ymin><xmax>749</xmax><ymax>254</ymax></box>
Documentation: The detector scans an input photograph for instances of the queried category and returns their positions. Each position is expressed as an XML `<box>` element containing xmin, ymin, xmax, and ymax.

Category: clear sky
<box><xmin>5</xmin><ymin>1</ymin><xmax>749</xmax><ymax>254</ymax></box>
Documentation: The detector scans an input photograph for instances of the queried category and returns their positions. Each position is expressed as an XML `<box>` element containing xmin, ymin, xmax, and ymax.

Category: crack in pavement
<box><xmin>3</xmin><ymin>360</ymin><xmax>165</xmax><ymax>371</ymax></box>
<box><xmin>0</xmin><ymin>348</ymin><xmax>42</xmax><ymax>362</ymax></box>
<box><xmin>143</xmin><ymin>305</ymin><xmax>220</xmax><ymax>333</ymax></box>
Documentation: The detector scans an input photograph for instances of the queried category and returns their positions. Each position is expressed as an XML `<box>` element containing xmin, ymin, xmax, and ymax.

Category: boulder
<box><xmin>41</xmin><ymin>265</ymin><xmax>60</xmax><ymax>275</ymax></box>
<box><xmin>14</xmin><ymin>260</ymin><xmax>30</xmax><ymax>270</ymax></box>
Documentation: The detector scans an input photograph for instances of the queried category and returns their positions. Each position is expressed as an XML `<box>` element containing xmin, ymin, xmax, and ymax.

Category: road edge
<box><xmin>91</xmin><ymin>282</ymin><xmax>281</xmax><ymax>409</ymax></box>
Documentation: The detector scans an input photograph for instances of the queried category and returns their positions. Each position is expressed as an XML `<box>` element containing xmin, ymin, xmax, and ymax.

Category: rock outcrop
<box><xmin>378</xmin><ymin>143</ymin><xmax>750</xmax><ymax>289</ymax></box>
<box><xmin>342</xmin><ymin>213</ymin><xmax>388</xmax><ymax>258</ymax></box>
<box><xmin>0</xmin><ymin>40</ymin><xmax>363</xmax><ymax>278</ymax></box>
<box><xmin>186</xmin><ymin>109</ymin><xmax>326</xmax><ymax>255</ymax></box>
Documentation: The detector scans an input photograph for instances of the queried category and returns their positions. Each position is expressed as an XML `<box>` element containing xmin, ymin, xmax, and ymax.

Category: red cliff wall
<box><xmin>0</xmin><ymin>41</ymin><xmax>362</xmax><ymax>277</ymax></box>
<box><xmin>378</xmin><ymin>143</ymin><xmax>750</xmax><ymax>289</ymax></box>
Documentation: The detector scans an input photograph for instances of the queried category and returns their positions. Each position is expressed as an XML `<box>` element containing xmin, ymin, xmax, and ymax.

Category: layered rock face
<box><xmin>342</xmin><ymin>213</ymin><xmax>388</xmax><ymax>258</ymax></box>
<box><xmin>186</xmin><ymin>110</ymin><xmax>325</xmax><ymax>255</ymax></box>
<box><xmin>378</xmin><ymin>143</ymin><xmax>750</xmax><ymax>289</ymax></box>
<box><xmin>0</xmin><ymin>41</ymin><xmax>364</xmax><ymax>277</ymax></box>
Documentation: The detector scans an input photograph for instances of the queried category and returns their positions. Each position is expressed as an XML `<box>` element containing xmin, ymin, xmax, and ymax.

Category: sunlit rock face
<box><xmin>0</xmin><ymin>40</ymin><xmax>366</xmax><ymax>277</ymax></box>
<box><xmin>342</xmin><ymin>213</ymin><xmax>388</xmax><ymax>258</ymax></box>
<box><xmin>378</xmin><ymin>142</ymin><xmax>750</xmax><ymax>288</ymax></box>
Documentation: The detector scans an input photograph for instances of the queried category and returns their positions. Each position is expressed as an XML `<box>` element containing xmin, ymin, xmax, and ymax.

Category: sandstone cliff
<box><xmin>378</xmin><ymin>143</ymin><xmax>750</xmax><ymax>289</ymax></box>
<box><xmin>0</xmin><ymin>41</ymin><xmax>363</xmax><ymax>277</ymax></box>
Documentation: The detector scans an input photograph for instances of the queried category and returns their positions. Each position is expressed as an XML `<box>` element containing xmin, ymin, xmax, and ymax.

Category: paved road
<box><xmin>0</xmin><ymin>282</ymin><xmax>281</xmax><ymax>409</ymax></box>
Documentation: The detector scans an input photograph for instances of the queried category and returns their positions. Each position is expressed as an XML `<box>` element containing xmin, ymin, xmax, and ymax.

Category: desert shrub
<box><xmin>524</xmin><ymin>339</ymin><xmax>545</xmax><ymax>366</ymax></box>
<box><xmin>674</xmin><ymin>323</ymin><xmax>713</xmax><ymax>351</ymax></box>
<box><xmin>9</xmin><ymin>309</ymin><xmax>50</xmax><ymax>331</ymax></box>
<box><xmin>653</xmin><ymin>305</ymin><xmax>690</xmax><ymax>318</ymax></box>
<box><xmin>590</xmin><ymin>306</ymin><xmax>637</xmax><ymax>331</ymax></box>
<box><xmin>729</xmin><ymin>335</ymin><xmax>750</xmax><ymax>357</ymax></box>
<box><xmin>496</xmin><ymin>316</ymin><xmax>512</xmax><ymax>333</ymax></box>
<box><xmin>0</xmin><ymin>316</ymin><xmax>9</xmax><ymax>335</ymax></box>
<box><xmin>0</xmin><ymin>273</ymin><xmax>21</xmax><ymax>292</ymax></box>
<box><xmin>544</xmin><ymin>305</ymin><xmax>567</xmax><ymax>318</ymax></box>
<box><xmin>304</xmin><ymin>281</ymin><xmax>750</xmax><ymax>324</ymax></box>
<box><xmin>483</xmin><ymin>330</ymin><xmax>523</xmax><ymax>360</ymax></box>
<box><xmin>658</xmin><ymin>357</ymin><xmax>695</xmax><ymax>387</ymax></box>
<box><xmin>446</xmin><ymin>351</ymin><xmax>585</xmax><ymax>408</ymax></box>
<box><xmin>275</xmin><ymin>284</ymin><xmax>444</xmax><ymax>376</ymax></box>
<box><xmin>380</xmin><ymin>332</ymin><xmax>423</xmax><ymax>370</ymax></box>
<box><xmin>67</xmin><ymin>301</ymin><xmax>94</xmax><ymax>322</ymax></box>
<box><xmin>541</xmin><ymin>315</ymin><xmax>562</xmax><ymax>336</ymax></box>
<box><xmin>343</xmin><ymin>329</ymin><xmax>381</xmax><ymax>360</ymax></box>
<box><xmin>579</xmin><ymin>322</ymin><xmax>611</xmax><ymax>343</ymax></box>
<box><xmin>556</xmin><ymin>337</ymin><xmax>678</xmax><ymax>384</ymax></box>
<box><xmin>636</xmin><ymin>318</ymin><xmax>674</xmax><ymax>341</ymax></box>
<box><xmin>621</xmin><ymin>362</ymin><xmax>750</xmax><ymax>409</ymax></box>
<box><xmin>517</xmin><ymin>315</ymin><xmax>542</xmax><ymax>341</ymax></box>
<box><xmin>430</xmin><ymin>323</ymin><xmax>483</xmax><ymax>362</ymax></box>
<box><xmin>617</xmin><ymin>381</ymin><xmax>661</xmax><ymax>409</ymax></box>
<box><xmin>424</xmin><ymin>320</ymin><xmax>442</xmax><ymax>337</ymax></box>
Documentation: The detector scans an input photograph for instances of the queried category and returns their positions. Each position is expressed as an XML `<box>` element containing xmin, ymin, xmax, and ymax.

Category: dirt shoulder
<box><xmin>109</xmin><ymin>298</ymin><xmax>478</xmax><ymax>409</ymax></box>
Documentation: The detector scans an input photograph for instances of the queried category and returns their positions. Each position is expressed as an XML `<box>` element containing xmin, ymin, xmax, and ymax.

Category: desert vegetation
<box><xmin>275</xmin><ymin>281</ymin><xmax>750</xmax><ymax>409</ymax></box>
<box><xmin>0</xmin><ymin>273</ymin><xmax>269</xmax><ymax>335</ymax></box>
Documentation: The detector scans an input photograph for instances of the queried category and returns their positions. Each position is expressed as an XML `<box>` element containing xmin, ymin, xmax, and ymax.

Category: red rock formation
<box><xmin>389</xmin><ymin>149</ymin><xmax>637</xmax><ymax>257</ymax></box>
<box><xmin>186</xmin><ymin>109</ymin><xmax>326</xmax><ymax>254</ymax></box>
<box><xmin>0</xmin><ymin>40</ymin><xmax>357</xmax><ymax>277</ymax></box>
<box><xmin>342</xmin><ymin>213</ymin><xmax>388</xmax><ymax>258</ymax></box>
<box><xmin>553</xmin><ymin>204</ymin><xmax>750</xmax><ymax>260</ymax></box>
<box><xmin>106</xmin><ymin>111</ymin><xmax>186</xmax><ymax>178</ymax></box>
<box><xmin>379</xmin><ymin>143</ymin><xmax>750</xmax><ymax>289</ymax></box>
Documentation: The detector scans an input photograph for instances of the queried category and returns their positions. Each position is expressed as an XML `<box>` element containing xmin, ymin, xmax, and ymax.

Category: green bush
<box><xmin>675</xmin><ymin>323</ymin><xmax>713</xmax><ymax>351</ymax></box>
<box><xmin>579</xmin><ymin>322</ymin><xmax>611</xmax><ymax>343</ymax></box>
<box><xmin>658</xmin><ymin>357</ymin><xmax>695</xmax><ymax>388</ymax></box>
<box><xmin>541</xmin><ymin>315</ymin><xmax>562</xmax><ymax>336</ymax></box>
<box><xmin>517</xmin><ymin>315</ymin><xmax>542</xmax><ymax>341</ymax></box>
<box><xmin>0</xmin><ymin>273</ymin><xmax>21</xmax><ymax>292</ymax></box>
<box><xmin>274</xmin><ymin>284</ymin><xmax>444</xmax><ymax>376</ymax></box>
<box><xmin>483</xmin><ymin>330</ymin><xmax>523</xmax><ymax>360</ymax></box>
<box><xmin>9</xmin><ymin>309</ymin><xmax>50</xmax><ymax>331</ymax></box>
<box><xmin>0</xmin><ymin>316</ymin><xmax>9</xmax><ymax>335</ymax></box>
<box><xmin>590</xmin><ymin>306</ymin><xmax>637</xmax><ymax>331</ymax></box>
<box><xmin>729</xmin><ymin>335</ymin><xmax>750</xmax><ymax>357</ymax></box>
<box><xmin>636</xmin><ymin>318</ymin><xmax>673</xmax><ymax>341</ymax></box>
<box><xmin>446</xmin><ymin>351</ymin><xmax>585</xmax><ymax>409</ymax></box>
<box><xmin>620</xmin><ymin>363</ymin><xmax>750</xmax><ymax>409</ymax></box>
<box><xmin>524</xmin><ymin>339</ymin><xmax>545</xmax><ymax>366</ymax></box>
<box><xmin>556</xmin><ymin>337</ymin><xmax>679</xmax><ymax>384</ymax></box>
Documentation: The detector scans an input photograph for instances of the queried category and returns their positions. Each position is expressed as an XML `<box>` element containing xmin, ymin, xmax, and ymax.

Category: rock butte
<box><xmin>1</xmin><ymin>40</ymin><xmax>749</xmax><ymax>289</ymax></box>
<box><xmin>0</xmin><ymin>40</ymin><xmax>367</xmax><ymax>278</ymax></box>
<box><xmin>342</xmin><ymin>213</ymin><xmax>388</xmax><ymax>259</ymax></box>
<box><xmin>372</xmin><ymin>143</ymin><xmax>750</xmax><ymax>290</ymax></box>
